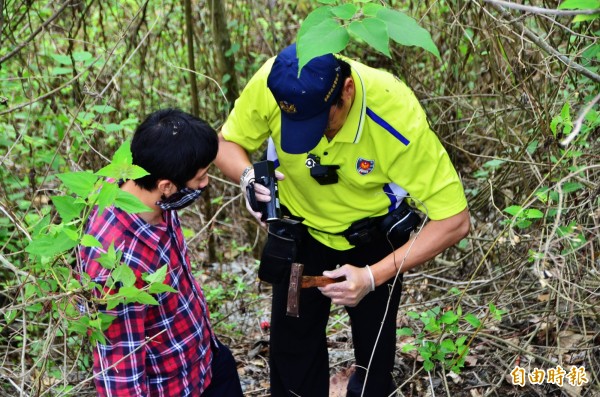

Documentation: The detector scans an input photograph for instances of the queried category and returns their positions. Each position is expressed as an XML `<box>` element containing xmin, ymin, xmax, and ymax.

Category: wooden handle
<box><xmin>301</xmin><ymin>276</ymin><xmax>344</xmax><ymax>288</ymax></box>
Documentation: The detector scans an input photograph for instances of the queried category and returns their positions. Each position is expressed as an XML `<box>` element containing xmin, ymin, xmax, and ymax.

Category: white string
<box><xmin>361</xmin><ymin>194</ymin><xmax>431</xmax><ymax>397</ymax></box>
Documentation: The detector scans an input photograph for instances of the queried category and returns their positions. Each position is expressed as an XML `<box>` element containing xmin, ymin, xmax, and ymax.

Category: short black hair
<box><xmin>131</xmin><ymin>108</ymin><xmax>218</xmax><ymax>191</ymax></box>
<box><xmin>332</xmin><ymin>58</ymin><xmax>352</xmax><ymax>107</ymax></box>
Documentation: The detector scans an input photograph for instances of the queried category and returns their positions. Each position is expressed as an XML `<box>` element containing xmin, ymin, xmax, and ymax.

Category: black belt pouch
<box><xmin>258</xmin><ymin>221</ymin><xmax>304</xmax><ymax>284</ymax></box>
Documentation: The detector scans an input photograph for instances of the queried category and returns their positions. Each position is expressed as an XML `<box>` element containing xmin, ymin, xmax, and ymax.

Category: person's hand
<box><xmin>240</xmin><ymin>166</ymin><xmax>284</xmax><ymax>226</ymax></box>
<box><xmin>318</xmin><ymin>264</ymin><xmax>375</xmax><ymax>307</ymax></box>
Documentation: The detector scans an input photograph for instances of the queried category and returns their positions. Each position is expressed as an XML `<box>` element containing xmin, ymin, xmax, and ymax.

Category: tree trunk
<box><xmin>206</xmin><ymin>0</ymin><xmax>239</xmax><ymax>106</ymax></box>
<box><xmin>184</xmin><ymin>0</ymin><xmax>216</xmax><ymax>263</ymax></box>
<box><xmin>184</xmin><ymin>0</ymin><xmax>199</xmax><ymax>115</ymax></box>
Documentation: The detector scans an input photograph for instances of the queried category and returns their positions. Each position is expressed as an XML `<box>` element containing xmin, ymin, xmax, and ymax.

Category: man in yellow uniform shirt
<box><xmin>215</xmin><ymin>43</ymin><xmax>470</xmax><ymax>396</ymax></box>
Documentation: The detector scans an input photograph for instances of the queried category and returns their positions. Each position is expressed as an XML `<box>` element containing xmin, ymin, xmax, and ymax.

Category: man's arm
<box><xmin>214</xmin><ymin>132</ymin><xmax>252</xmax><ymax>182</ymax></box>
<box><xmin>320</xmin><ymin>208</ymin><xmax>470</xmax><ymax>306</ymax></box>
<box><xmin>215</xmin><ymin>132</ymin><xmax>283</xmax><ymax>225</ymax></box>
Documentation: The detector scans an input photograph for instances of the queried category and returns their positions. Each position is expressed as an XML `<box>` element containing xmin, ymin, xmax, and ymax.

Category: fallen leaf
<box><xmin>470</xmin><ymin>388</ymin><xmax>484</xmax><ymax>397</ymax></box>
<box><xmin>537</xmin><ymin>294</ymin><xmax>550</xmax><ymax>302</ymax></box>
<box><xmin>329</xmin><ymin>366</ymin><xmax>355</xmax><ymax>397</ymax></box>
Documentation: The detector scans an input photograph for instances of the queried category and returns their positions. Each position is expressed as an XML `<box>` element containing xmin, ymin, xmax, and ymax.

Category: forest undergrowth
<box><xmin>0</xmin><ymin>1</ymin><xmax>598</xmax><ymax>396</ymax></box>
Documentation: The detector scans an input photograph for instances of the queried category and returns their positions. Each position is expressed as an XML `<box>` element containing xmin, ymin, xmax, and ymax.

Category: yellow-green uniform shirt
<box><xmin>222</xmin><ymin>56</ymin><xmax>468</xmax><ymax>250</ymax></box>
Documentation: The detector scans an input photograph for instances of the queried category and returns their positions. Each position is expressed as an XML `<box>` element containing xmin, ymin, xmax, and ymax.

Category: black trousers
<box><xmin>268</xmin><ymin>232</ymin><xmax>407</xmax><ymax>397</ymax></box>
<box><xmin>202</xmin><ymin>339</ymin><xmax>244</xmax><ymax>396</ymax></box>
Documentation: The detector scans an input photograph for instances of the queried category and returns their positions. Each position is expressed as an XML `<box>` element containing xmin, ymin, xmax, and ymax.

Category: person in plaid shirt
<box><xmin>78</xmin><ymin>109</ymin><xmax>243</xmax><ymax>396</ymax></box>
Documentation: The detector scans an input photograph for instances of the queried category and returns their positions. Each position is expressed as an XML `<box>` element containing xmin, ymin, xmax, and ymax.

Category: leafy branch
<box><xmin>296</xmin><ymin>0</ymin><xmax>441</xmax><ymax>73</ymax></box>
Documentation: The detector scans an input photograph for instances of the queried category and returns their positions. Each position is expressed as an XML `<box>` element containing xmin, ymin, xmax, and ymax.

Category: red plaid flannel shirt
<box><xmin>78</xmin><ymin>205</ymin><xmax>216</xmax><ymax>396</ymax></box>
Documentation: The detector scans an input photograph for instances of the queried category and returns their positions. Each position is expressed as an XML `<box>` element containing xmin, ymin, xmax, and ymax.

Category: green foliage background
<box><xmin>0</xmin><ymin>0</ymin><xmax>598</xmax><ymax>395</ymax></box>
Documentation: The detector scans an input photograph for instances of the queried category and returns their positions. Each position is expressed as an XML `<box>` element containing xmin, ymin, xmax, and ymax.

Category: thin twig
<box><xmin>0</xmin><ymin>1</ymin><xmax>73</xmax><ymax>65</ymax></box>
<box><xmin>561</xmin><ymin>92</ymin><xmax>600</xmax><ymax>147</ymax></box>
<box><xmin>485</xmin><ymin>0</ymin><xmax>600</xmax><ymax>83</ymax></box>
<box><xmin>483</xmin><ymin>0</ymin><xmax>600</xmax><ymax>16</ymax></box>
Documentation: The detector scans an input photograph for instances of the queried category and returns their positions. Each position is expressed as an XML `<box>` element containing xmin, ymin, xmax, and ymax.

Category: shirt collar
<box><xmin>113</xmin><ymin>206</ymin><xmax>170</xmax><ymax>250</ymax></box>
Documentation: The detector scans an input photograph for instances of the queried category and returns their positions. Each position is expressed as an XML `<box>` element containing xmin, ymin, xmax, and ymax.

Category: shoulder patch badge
<box><xmin>356</xmin><ymin>158</ymin><xmax>375</xmax><ymax>175</ymax></box>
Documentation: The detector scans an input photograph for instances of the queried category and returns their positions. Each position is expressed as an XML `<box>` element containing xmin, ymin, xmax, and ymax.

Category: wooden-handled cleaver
<box><xmin>286</xmin><ymin>263</ymin><xmax>344</xmax><ymax>317</ymax></box>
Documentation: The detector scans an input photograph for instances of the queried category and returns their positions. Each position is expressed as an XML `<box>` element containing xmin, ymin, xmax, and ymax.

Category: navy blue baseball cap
<box><xmin>267</xmin><ymin>43</ymin><xmax>342</xmax><ymax>154</ymax></box>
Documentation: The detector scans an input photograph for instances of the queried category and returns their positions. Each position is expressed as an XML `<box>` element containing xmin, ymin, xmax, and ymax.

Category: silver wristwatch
<box><xmin>239</xmin><ymin>165</ymin><xmax>253</xmax><ymax>187</ymax></box>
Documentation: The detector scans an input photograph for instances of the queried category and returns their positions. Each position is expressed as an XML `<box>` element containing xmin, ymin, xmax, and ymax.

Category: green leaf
<box><xmin>526</xmin><ymin>140</ymin><xmax>539</xmax><ymax>155</ymax></box>
<box><xmin>50</xmin><ymin>54</ymin><xmax>72</xmax><ymax>65</ymax></box>
<box><xmin>331</xmin><ymin>4</ymin><xmax>358</xmax><ymax>19</ymax></box>
<box><xmin>67</xmin><ymin>316</ymin><xmax>89</xmax><ymax>335</ymax></box>
<box><xmin>26</xmin><ymin>230</ymin><xmax>79</xmax><ymax>257</ymax></box>
<box><xmin>298</xmin><ymin>7</ymin><xmax>333</xmax><ymax>36</ymax></box>
<box><xmin>111</xmin><ymin>141</ymin><xmax>133</xmax><ymax>164</ymax></box>
<box><xmin>524</xmin><ymin>209</ymin><xmax>544</xmax><ymax>219</ymax></box>
<box><xmin>463</xmin><ymin>313</ymin><xmax>481</xmax><ymax>328</ymax></box>
<box><xmin>297</xmin><ymin>8</ymin><xmax>350</xmax><ymax>73</ymax></box>
<box><xmin>114</xmin><ymin>190</ymin><xmax>152</xmax><ymax>214</ymax></box>
<box><xmin>95</xmin><ymin>242</ymin><xmax>122</xmax><ymax>270</ymax></box>
<box><xmin>503</xmin><ymin>205</ymin><xmax>523</xmax><ymax>216</ymax></box>
<box><xmin>112</xmin><ymin>265</ymin><xmax>136</xmax><ymax>288</ymax></box>
<box><xmin>92</xmin><ymin>104</ymin><xmax>117</xmax><ymax>114</ymax></box>
<box><xmin>96</xmin><ymin>182</ymin><xmax>118</xmax><ymax>214</ymax></box>
<box><xmin>96</xmin><ymin>163</ymin><xmax>149</xmax><ymax>181</ymax></box>
<box><xmin>423</xmin><ymin>360</ymin><xmax>434</xmax><ymax>371</ymax></box>
<box><xmin>104</xmin><ymin>123</ymin><xmax>123</xmax><ymax>133</ymax></box>
<box><xmin>558</xmin><ymin>0</ymin><xmax>600</xmax><ymax>9</ymax></box>
<box><xmin>396</xmin><ymin>327</ymin><xmax>413</xmax><ymax>336</ymax></box>
<box><xmin>347</xmin><ymin>18</ymin><xmax>391</xmax><ymax>57</ymax></box>
<box><xmin>561</xmin><ymin>182</ymin><xmax>584</xmax><ymax>193</ymax></box>
<box><xmin>516</xmin><ymin>219</ymin><xmax>531</xmax><ymax>229</ymax></box>
<box><xmin>489</xmin><ymin>302</ymin><xmax>506</xmax><ymax>321</ymax></box>
<box><xmin>51</xmin><ymin>67</ymin><xmax>72</xmax><ymax>75</ymax></box>
<box><xmin>363</xmin><ymin>3</ymin><xmax>384</xmax><ymax>17</ymax></box>
<box><xmin>423</xmin><ymin>321</ymin><xmax>441</xmax><ymax>333</ymax></box>
<box><xmin>51</xmin><ymin>195</ymin><xmax>85</xmax><ymax>222</ymax></box>
<box><xmin>377</xmin><ymin>8</ymin><xmax>441</xmax><ymax>59</ymax></box>
<box><xmin>118</xmin><ymin>286</ymin><xmax>159</xmax><ymax>305</ymax></box>
<box><xmin>142</xmin><ymin>265</ymin><xmax>168</xmax><ymax>284</ymax></box>
<box><xmin>81</xmin><ymin>234</ymin><xmax>103</xmax><ymax>248</ymax></box>
<box><xmin>440</xmin><ymin>339</ymin><xmax>455</xmax><ymax>352</ymax></box>
<box><xmin>4</xmin><ymin>310</ymin><xmax>18</xmax><ymax>325</ymax></box>
<box><xmin>148</xmin><ymin>283</ymin><xmax>178</xmax><ymax>294</ymax></box>
<box><xmin>62</xmin><ymin>226</ymin><xmax>79</xmax><ymax>241</ymax></box>
<box><xmin>449</xmin><ymin>287</ymin><xmax>461</xmax><ymax>295</ymax></box>
<box><xmin>89</xmin><ymin>329</ymin><xmax>107</xmax><ymax>345</ymax></box>
<box><xmin>440</xmin><ymin>311</ymin><xmax>459</xmax><ymax>325</ymax></box>
<box><xmin>573</xmin><ymin>13</ymin><xmax>600</xmax><ymax>22</ymax></box>
<box><xmin>72</xmin><ymin>51</ymin><xmax>93</xmax><ymax>62</ymax></box>
<box><xmin>57</xmin><ymin>172</ymin><xmax>99</xmax><ymax>197</ymax></box>
<box><xmin>482</xmin><ymin>159</ymin><xmax>505</xmax><ymax>169</ymax></box>
<box><xmin>402</xmin><ymin>343</ymin><xmax>417</xmax><ymax>352</ymax></box>
<box><xmin>98</xmin><ymin>313</ymin><xmax>116</xmax><ymax>330</ymax></box>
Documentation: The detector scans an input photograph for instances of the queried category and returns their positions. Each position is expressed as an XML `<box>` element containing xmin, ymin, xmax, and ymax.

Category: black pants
<box><xmin>268</xmin><ymin>232</ymin><xmax>407</xmax><ymax>397</ymax></box>
<box><xmin>202</xmin><ymin>339</ymin><xmax>244</xmax><ymax>396</ymax></box>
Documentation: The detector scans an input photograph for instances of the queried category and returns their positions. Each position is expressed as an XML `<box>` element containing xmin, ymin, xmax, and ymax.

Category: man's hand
<box><xmin>318</xmin><ymin>265</ymin><xmax>374</xmax><ymax>307</ymax></box>
<box><xmin>240</xmin><ymin>166</ymin><xmax>284</xmax><ymax>226</ymax></box>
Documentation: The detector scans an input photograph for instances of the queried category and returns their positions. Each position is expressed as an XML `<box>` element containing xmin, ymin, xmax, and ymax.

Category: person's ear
<box><xmin>342</xmin><ymin>77</ymin><xmax>354</xmax><ymax>101</ymax></box>
<box><xmin>157</xmin><ymin>179</ymin><xmax>176</xmax><ymax>197</ymax></box>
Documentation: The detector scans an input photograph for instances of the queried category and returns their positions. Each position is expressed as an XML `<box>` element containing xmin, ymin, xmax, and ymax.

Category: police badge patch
<box><xmin>356</xmin><ymin>158</ymin><xmax>374</xmax><ymax>175</ymax></box>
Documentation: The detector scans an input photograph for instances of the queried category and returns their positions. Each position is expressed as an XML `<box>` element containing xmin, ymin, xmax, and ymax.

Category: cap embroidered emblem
<box><xmin>356</xmin><ymin>158</ymin><xmax>375</xmax><ymax>175</ymax></box>
<box><xmin>279</xmin><ymin>101</ymin><xmax>297</xmax><ymax>114</ymax></box>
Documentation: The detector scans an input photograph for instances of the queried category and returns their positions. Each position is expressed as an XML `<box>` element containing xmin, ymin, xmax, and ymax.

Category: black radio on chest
<box><xmin>305</xmin><ymin>154</ymin><xmax>339</xmax><ymax>185</ymax></box>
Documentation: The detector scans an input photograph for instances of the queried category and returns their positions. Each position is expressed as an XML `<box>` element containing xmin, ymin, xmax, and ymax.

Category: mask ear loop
<box><xmin>361</xmin><ymin>194</ymin><xmax>429</xmax><ymax>397</ymax></box>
